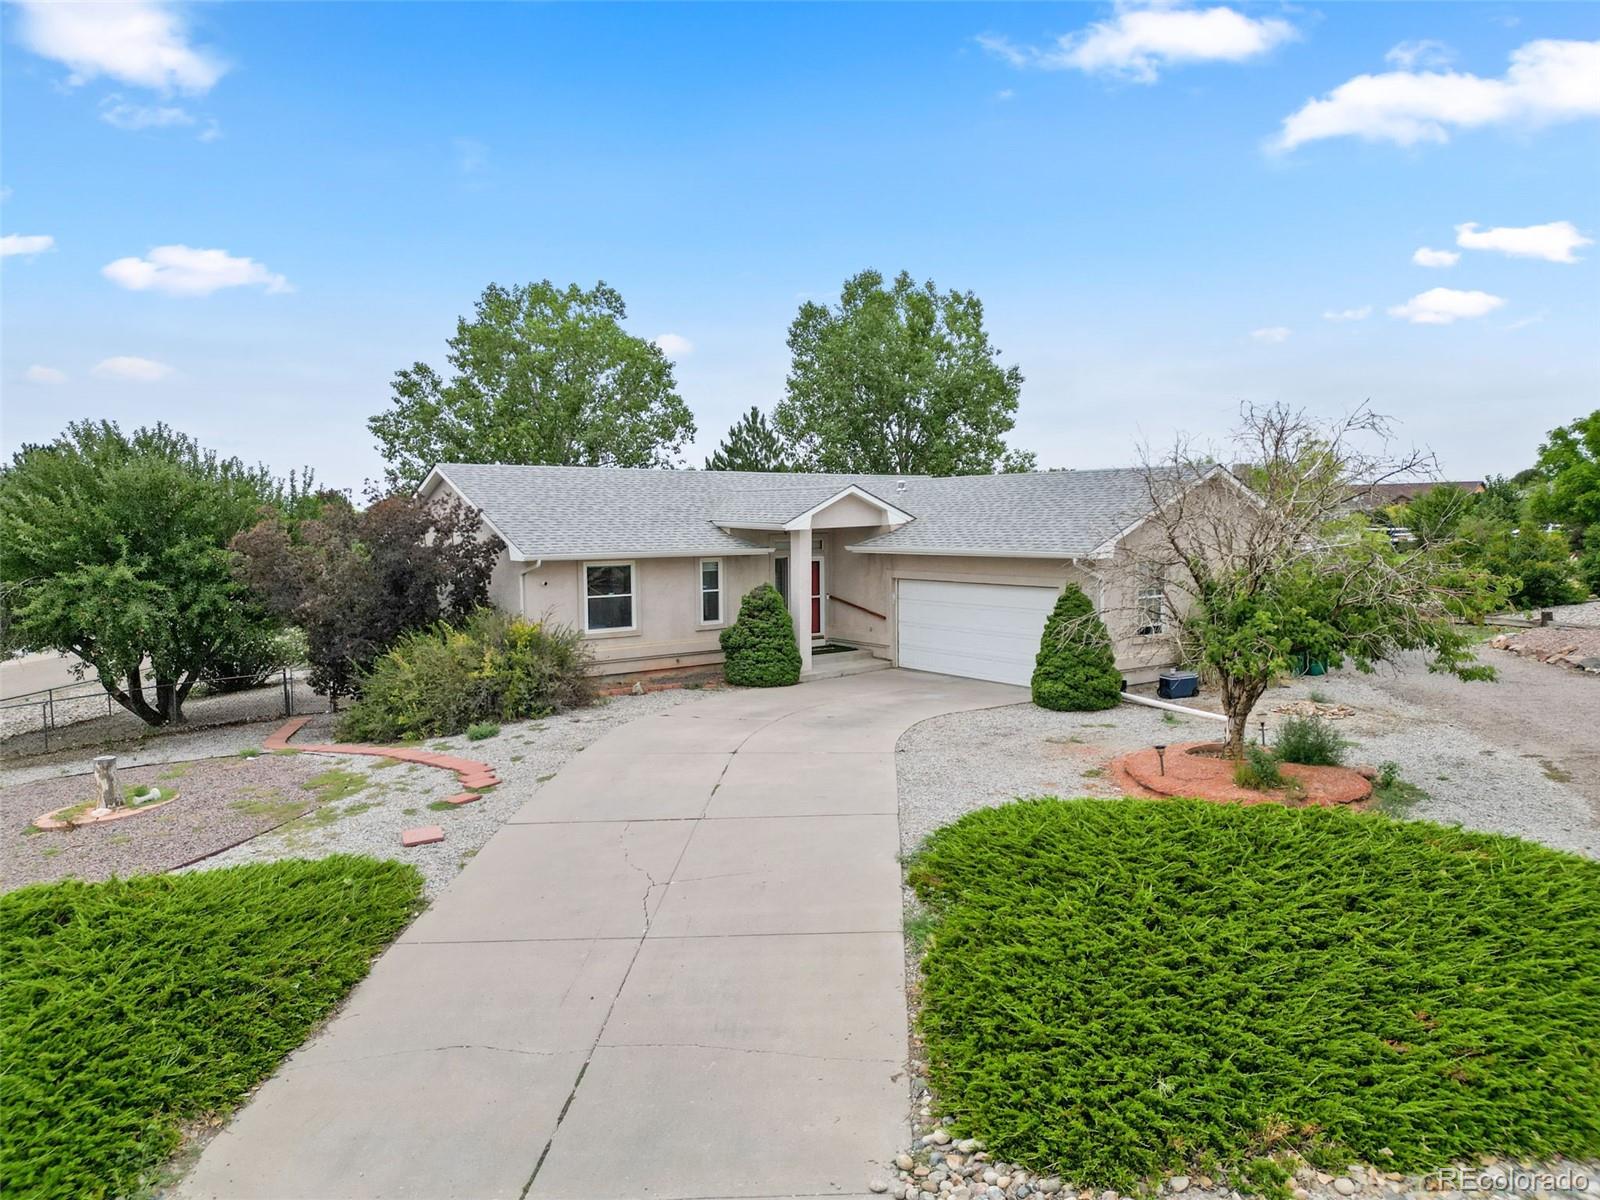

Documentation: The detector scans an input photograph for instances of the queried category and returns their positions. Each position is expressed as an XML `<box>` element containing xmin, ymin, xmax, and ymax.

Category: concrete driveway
<box><xmin>179</xmin><ymin>669</ymin><xmax>1025</xmax><ymax>1200</ymax></box>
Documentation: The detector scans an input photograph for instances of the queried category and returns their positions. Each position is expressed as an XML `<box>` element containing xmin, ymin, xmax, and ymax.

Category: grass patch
<box><xmin>0</xmin><ymin>857</ymin><xmax>423</xmax><ymax>1200</ymax></box>
<box><xmin>237</xmin><ymin>747</ymin><xmax>262</xmax><ymax>759</ymax></box>
<box><xmin>369</xmin><ymin>756</ymin><xmax>409</xmax><ymax>771</ymax></box>
<box><xmin>907</xmin><ymin>798</ymin><xmax>1600</xmax><ymax>1191</ymax></box>
<box><xmin>427</xmin><ymin>799</ymin><xmax>460</xmax><ymax>812</ymax></box>
<box><xmin>302</xmin><ymin>768</ymin><xmax>369</xmax><ymax>805</ymax></box>
<box><xmin>465</xmin><ymin>722</ymin><xmax>500</xmax><ymax>741</ymax></box>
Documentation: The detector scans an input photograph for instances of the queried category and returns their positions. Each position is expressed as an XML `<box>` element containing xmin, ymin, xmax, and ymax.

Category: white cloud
<box><xmin>1387</xmin><ymin>287</ymin><xmax>1506</xmax><ymax>325</ymax></box>
<box><xmin>24</xmin><ymin>365</ymin><xmax>67</xmax><ymax>385</ymax></box>
<box><xmin>1385</xmin><ymin>40</ymin><xmax>1454</xmax><ymax>71</ymax></box>
<box><xmin>1249</xmin><ymin>326</ymin><xmax>1292</xmax><ymax>343</ymax></box>
<box><xmin>1322</xmin><ymin>306</ymin><xmax>1372</xmax><ymax>322</ymax></box>
<box><xmin>93</xmin><ymin>356</ymin><xmax>173</xmax><ymax>381</ymax></box>
<box><xmin>979</xmin><ymin>4</ymin><xmax>1294</xmax><ymax>83</ymax></box>
<box><xmin>1455</xmin><ymin>220</ymin><xmax>1592</xmax><ymax>263</ymax></box>
<box><xmin>1412</xmin><ymin>246</ymin><xmax>1460</xmax><ymax>268</ymax></box>
<box><xmin>99</xmin><ymin>95</ymin><xmax>196</xmax><ymax>130</ymax></box>
<box><xmin>1</xmin><ymin>233</ymin><xmax>55</xmax><ymax>257</ymax></box>
<box><xmin>653</xmin><ymin>333</ymin><xmax>694</xmax><ymax>357</ymax></box>
<box><xmin>1271</xmin><ymin>38</ymin><xmax>1600</xmax><ymax>151</ymax></box>
<box><xmin>102</xmin><ymin>245</ymin><xmax>292</xmax><ymax>297</ymax></box>
<box><xmin>996</xmin><ymin>88</ymin><xmax>1016</xmax><ymax>101</ymax></box>
<box><xmin>13</xmin><ymin>0</ymin><xmax>226</xmax><ymax>94</ymax></box>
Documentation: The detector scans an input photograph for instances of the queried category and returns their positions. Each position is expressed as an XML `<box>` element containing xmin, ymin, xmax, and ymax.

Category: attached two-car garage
<box><xmin>893</xmin><ymin>578</ymin><xmax>1060</xmax><ymax>687</ymax></box>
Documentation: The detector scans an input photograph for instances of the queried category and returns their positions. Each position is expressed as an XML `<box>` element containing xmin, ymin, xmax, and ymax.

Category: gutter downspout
<box><xmin>1119</xmin><ymin>692</ymin><xmax>1227</xmax><ymax>723</ymax></box>
<box><xmin>517</xmin><ymin>561</ymin><xmax>543</xmax><ymax>619</ymax></box>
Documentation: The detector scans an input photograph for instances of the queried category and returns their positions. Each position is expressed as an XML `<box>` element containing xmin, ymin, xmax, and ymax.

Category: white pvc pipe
<box><xmin>1119</xmin><ymin>691</ymin><xmax>1228</xmax><ymax>722</ymax></box>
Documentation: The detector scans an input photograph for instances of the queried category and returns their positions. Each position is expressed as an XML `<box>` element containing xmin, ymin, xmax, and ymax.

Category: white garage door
<box><xmin>895</xmin><ymin>579</ymin><xmax>1059</xmax><ymax>686</ymax></box>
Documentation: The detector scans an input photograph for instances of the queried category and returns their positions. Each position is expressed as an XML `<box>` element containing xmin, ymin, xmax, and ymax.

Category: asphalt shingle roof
<box><xmin>431</xmin><ymin>463</ymin><xmax>1161</xmax><ymax>561</ymax></box>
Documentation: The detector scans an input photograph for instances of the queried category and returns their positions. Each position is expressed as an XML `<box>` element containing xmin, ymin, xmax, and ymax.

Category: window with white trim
<box><xmin>699</xmin><ymin>558</ymin><xmax>722</xmax><ymax>624</ymax></box>
<box><xmin>1136</xmin><ymin>568</ymin><xmax>1165</xmax><ymax>636</ymax></box>
<box><xmin>584</xmin><ymin>562</ymin><xmax>635</xmax><ymax>632</ymax></box>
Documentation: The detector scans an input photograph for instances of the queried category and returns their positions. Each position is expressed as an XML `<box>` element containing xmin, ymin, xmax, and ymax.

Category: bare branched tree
<box><xmin>1065</xmin><ymin>403</ymin><xmax>1507</xmax><ymax>756</ymax></box>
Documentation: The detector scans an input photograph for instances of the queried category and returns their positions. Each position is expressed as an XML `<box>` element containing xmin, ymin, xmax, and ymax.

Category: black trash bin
<box><xmin>1157</xmin><ymin>670</ymin><xmax>1199</xmax><ymax>700</ymax></box>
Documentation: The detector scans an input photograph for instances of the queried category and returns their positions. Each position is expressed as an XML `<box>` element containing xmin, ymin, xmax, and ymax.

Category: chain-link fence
<box><xmin>0</xmin><ymin>669</ymin><xmax>325</xmax><ymax>759</ymax></box>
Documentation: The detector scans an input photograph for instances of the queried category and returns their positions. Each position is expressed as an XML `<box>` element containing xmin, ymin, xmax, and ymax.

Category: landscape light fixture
<box><xmin>1154</xmin><ymin>744</ymin><xmax>1167</xmax><ymax>775</ymax></box>
<box><xmin>1259</xmin><ymin>720</ymin><xmax>1268</xmax><ymax>747</ymax></box>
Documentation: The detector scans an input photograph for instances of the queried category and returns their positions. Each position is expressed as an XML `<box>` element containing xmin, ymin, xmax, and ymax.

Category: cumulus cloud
<box><xmin>979</xmin><ymin>3</ymin><xmax>1294</xmax><ymax>83</ymax></box>
<box><xmin>12</xmin><ymin>0</ymin><xmax>227</xmax><ymax>93</ymax></box>
<box><xmin>24</xmin><ymin>365</ymin><xmax>67</xmax><ymax>384</ymax></box>
<box><xmin>1</xmin><ymin>233</ymin><xmax>55</xmax><ymax>257</ymax></box>
<box><xmin>653</xmin><ymin>333</ymin><xmax>694</xmax><ymax>357</ymax></box>
<box><xmin>102</xmin><ymin>245</ymin><xmax>292</xmax><ymax>297</ymax></box>
<box><xmin>1271</xmin><ymin>38</ymin><xmax>1600</xmax><ymax>151</ymax></box>
<box><xmin>99</xmin><ymin>95</ymin><xmax>196</xmax><ymax>130</ymax></box>
<box><xmin>93</xmin><ymin>356</ymin><xmax>173</xmax><ymax>381</ymax></box>
<box><xmin>1322</xmin><ymin>306</ymin><xmax>1372</xmax><ymax>322</ymax></box>
<box><xmin>1455</xmin><ymin>220</ymin><xmax>1593</xmax><ymax>263</ymax></box>
<box><xmin>1388</xmin><ymin>287</ymin><xmax>1506</xmax><ymax>325</ymax></box>
<box><xmin>1412</xmin><ymin>246</ymin><xmax>1460</xmax><ymax>268</ymax></box>
<box><xmin>1249</xmin><ymin>326</ymin><xmax>1292</xmax><ymax>343</ymax></box>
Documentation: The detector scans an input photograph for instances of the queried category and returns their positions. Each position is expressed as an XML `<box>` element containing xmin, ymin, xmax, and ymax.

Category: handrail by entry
<box><xmin>827</xmin><ymin>593</ymin><xmax>887</xmax><ymax>621</ymax></box>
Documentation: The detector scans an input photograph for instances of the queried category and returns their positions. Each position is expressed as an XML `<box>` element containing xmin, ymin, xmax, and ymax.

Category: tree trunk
<box><xmin>1220</xmin><ymin>676</ymin><xmax>1267</xmax><ymax>758</ymax></box>
<box><xmin>93</xmin><ymin>755</ymin><xmax>123</xmax><ymax>809</ymax></box>
<box><xmin>106</xmin><ymin>665</ymin><xmax>167</xmax><ymax>727</ymax></box>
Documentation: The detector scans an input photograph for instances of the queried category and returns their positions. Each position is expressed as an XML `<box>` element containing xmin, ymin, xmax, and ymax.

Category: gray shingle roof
<box><xmin>430</xmin><ymin>463</ymin><xmax>1161</xmax><ymax>561</ymax></box>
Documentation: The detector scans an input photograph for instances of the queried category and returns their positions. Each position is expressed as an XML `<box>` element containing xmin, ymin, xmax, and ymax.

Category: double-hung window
<box><xmin>584</xmin><ymin>562</ymin><xmax>635</xmax><ymax>632</ymax></box>
<box><xmin>699</xmin><ymin>559</ymin><xmax>722</xmax><ymax>625</ymax></box>
<box><xmin>1136</xmin><ymin>568</ymin><xmax>1165</xmax><ymax>637</ymax></box>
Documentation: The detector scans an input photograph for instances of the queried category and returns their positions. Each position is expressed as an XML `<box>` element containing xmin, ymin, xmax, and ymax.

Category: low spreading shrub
<box><xmin>0</xmin><ymin>857</ymin><xmax>423</xmax><ymax>1200</ymax></box>
<box><xmin>907</xmin><ymin>798</ymin><xmax>1600</xmax><ymax>1189</ymax></box>
<box><xmin>337</xmin><ymin>608</ymin><xmax>593</xmax><ymax>742</ymax></box>
<box><xmin>1232</xmin><ymin>743</ymin><xmax>1284</xmax><ymax>789</ymax></box>
<box><xmin>1274</xmin><ymin>714</ymin><xmax>1348</xmax><ymax>766</ymax></box>
<box><xmin>1031</xmin><ymin>585</ymin><xmax>1123</xmax><ymax>711</ymax></box>
<box><xmin>466</xmin><ymin>722</ymin><xmax>500</xmax><ymax>741</ymax></box>
<box><xmin>720</xmin><ymin>584</ymin><xmax>802</xmax><ymax>687</ymax></box>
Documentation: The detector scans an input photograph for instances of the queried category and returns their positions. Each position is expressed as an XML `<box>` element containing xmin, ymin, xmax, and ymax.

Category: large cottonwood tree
<box><xmin>370</xmin><ymin>281</ymin><xmax>697</xmax><ymax>491</ymax></box>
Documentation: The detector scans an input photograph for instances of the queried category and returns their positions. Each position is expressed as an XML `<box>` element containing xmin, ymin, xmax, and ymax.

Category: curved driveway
<box><xmin>181</xmin><ymin>669</ymin><xmax>1025</xmax><ymax>1200</ymax></box>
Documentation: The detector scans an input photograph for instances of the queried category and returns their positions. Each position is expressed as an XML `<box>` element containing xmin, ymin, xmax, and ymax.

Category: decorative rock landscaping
<box><xmin>1489</xmin><ymin>628</ymin><xmax>1600</xmax><ymax>674</ymax></box>
<box><xmin>1110</xmin><ymin>740</ymin><xmax>1373</xmax><ymax>806</ymax></box>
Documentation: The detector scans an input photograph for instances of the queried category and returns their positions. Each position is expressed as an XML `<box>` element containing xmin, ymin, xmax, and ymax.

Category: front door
<box><xmin>810</xmin><ymin>559</ymin><xmax>824</xmax><ymax>637</ymax></box>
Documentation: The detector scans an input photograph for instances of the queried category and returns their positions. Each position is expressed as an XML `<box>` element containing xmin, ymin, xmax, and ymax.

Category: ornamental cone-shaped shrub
<box><xmin>1031</xmin><ymin>584</ymin><xmax>1123</xmax><ymax>711</ymax></box>
<box><xmin>720</xmin><ymin>583</ymin><xmax>802</xmax><ymax>686</ymax></box>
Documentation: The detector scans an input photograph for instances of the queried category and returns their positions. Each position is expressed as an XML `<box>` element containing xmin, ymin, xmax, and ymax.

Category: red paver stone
<box><xmin>442</xmin><ymin>792</ymin><xmax>480</xmax><ymax>806</ymax></box>
<box><xmin>400</xmin><ymin>825</ymin><xmax>445</xmax><ymax>847</ymax></box>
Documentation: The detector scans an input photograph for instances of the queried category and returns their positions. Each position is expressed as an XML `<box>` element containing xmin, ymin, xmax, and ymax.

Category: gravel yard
<box><xmin>1</xmin><ymin>752</ymin><xmax>348</xmax><ymax>892</ymax></box>
<box><xmin>897</xmin><ymin>663</ymin><xmax>1599</xmax><ymax>859</ymax></box>
<box><xmin>183</xmin><ymin>687</ymin><xmax>712</xmax><ymax>896</ymax></box>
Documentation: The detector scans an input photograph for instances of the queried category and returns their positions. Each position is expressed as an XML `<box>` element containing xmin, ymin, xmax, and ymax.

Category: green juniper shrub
<box><xmin>719</xmin><ymin>584</ymin><xmax>802</xmax><ymax>687</ymax></box>
<box><xmin>1579</xmin><ymin>541</ymin><xmax>1600</xmax><ymax>598</ymax></box>
<box><xmin>1233</xmin><ymin>743</ymin><xmax>1285</xmax><ymax>790</ymax></box>
<box><xmin>1031</xmin><ymin>584</ymin><xmax>1123</xmax><ymax>711</ymax></box>
<box><xmin>0</xmin><ymin>857</ymin><xmax>423</xmax><ymax>1200</ymax></box>
<box><xmin>337</xmin><ymin>608</ymin><xmax>593</xmax><ymax>742</ymax></box>
<box><xmin>1273</xmin><ymin>714</ymin><xmax>1348</xmax><ymax>767</ymax></box>
<box><xmin>906</xmin><ymin>798</ymin><xmax>1600</xmax><ymax>1190</ymax></box>
<box><xmin>465</xmin><ymin>722</ymin><xmax>500</xmax><ymax>741</ymax></box>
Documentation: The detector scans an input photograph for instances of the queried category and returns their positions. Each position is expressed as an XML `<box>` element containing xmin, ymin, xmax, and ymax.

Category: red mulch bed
<box><xmin>1110</xmin><ymin>740</ymin><xmax>1372</xmax><ymax>807</ymax></box>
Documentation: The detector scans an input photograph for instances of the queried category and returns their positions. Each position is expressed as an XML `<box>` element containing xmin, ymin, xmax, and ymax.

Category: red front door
<box><xmin>810</xmin><ymin>560</ymin><xmax>822</xmax><ymax>636</ymax></box>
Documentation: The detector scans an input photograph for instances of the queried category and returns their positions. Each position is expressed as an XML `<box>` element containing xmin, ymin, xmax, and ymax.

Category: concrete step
<box><xmin>802</xmin><ymin>649</ymin><xmax>891</xmax><ymax>679</ymax></box>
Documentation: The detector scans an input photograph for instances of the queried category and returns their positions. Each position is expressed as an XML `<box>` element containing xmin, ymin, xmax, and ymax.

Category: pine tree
<box><xmin>1031</xmin><ymin>584</ymin><xmax>1123</xmax><ymax>711</ymax></box>
<box><xmin>705</xmin><ymin>407</ymin><xmax>792</xmax><ymax>472</ymax></box>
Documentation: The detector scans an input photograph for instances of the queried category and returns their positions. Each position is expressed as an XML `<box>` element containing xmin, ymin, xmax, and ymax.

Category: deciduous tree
<box><xmin>774</xmin><ymin>269</ymin><xmax>1035</xmax><ymax>475</ymax></box>
<box><xmin>0</xmin><ymin>422</ymin><xmax>285</xmax><ymax>726</ymax></box>
<box><xmin>369</xmin><ymin>281</ymin><xmax>698</xmax><ymax>491</ymax></box>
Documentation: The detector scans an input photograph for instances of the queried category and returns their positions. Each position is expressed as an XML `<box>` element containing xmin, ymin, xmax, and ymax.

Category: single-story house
<box><xmin>419</xmin><ymin>463</ymin><xmax>1238</xmax><ymax>687</ymax></box>
<box><xmin>1354</xmin><ymin>480</ymin><xmax>1486</xmax><ymax>511</ymax></box>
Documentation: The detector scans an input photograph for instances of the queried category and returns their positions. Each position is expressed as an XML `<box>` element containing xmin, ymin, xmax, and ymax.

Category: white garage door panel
<box><xmin>896</xmin><ymin>579</ymin><xmax>1059</xmax><ymax>686</ymax></box>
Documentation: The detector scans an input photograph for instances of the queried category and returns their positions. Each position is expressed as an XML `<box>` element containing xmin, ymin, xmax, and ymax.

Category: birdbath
<box><xmin>93</xmin><ymin>755</ymin><xmax>124</xmax><ymax>811</ymax></box>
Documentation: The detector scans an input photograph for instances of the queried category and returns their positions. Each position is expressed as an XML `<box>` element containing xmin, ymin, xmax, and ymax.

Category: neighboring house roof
<box><xmin>424</xmin><ymin>463</ymin><xmax>1170</xmax><ymax>562</ymax></box>
<box><xmin>1357</xmin><ymin>480</ymin><xmax>1486</xmax><ymax>509</ymax></box>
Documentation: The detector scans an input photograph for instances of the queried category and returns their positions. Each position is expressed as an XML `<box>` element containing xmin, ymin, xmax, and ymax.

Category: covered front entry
<box><xmin>895</xmin><ymin>578</ymin><xmax>1059</xmax><ymax>686</ymax></box>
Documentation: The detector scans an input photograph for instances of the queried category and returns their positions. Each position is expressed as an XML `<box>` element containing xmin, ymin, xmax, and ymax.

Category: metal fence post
<box><xmin>41</xmin><ymin>701</ymin><xmax>49</xmax><ymax>753</ymax></box>
<box><xmin>282</xmin><ymin>668</ymin><xmax>293</xmax><ymax>717</ymax></box>
<box><xmin>46</xmin><ymin>687</ymin><xmax>56</xmax><ymax>731</ymax></box>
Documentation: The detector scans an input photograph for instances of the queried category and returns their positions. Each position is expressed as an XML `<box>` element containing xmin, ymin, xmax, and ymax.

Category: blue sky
<box><xmin>3</xmin><ymin>1</ymin><xmax>1597</xmax><ymax>491</ymax></box>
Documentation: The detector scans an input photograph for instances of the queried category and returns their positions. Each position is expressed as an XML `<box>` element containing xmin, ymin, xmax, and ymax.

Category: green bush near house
<box><xmin>1273</xmin><ymin>714</ymin><xmax>1348</xmax><ymax>766</ymax></box>
<box><xmin>0</xmin><ymin>857</ymin><xmax>423</xmax><ymax>1200</ymax></box>
<box><xmin>907</xmin><ymin>798</ymin><xmax>1600</xmax><ymax>1191</ymax></box>
<box><xmin>1030</xmin><ymin>584</ymin><xmax>1123</xmax><ymax>711</ymax></box>
<box><xmin>337</xmin><ymin>608</ymin><xmax>593</xmax><ymax>742</ymax></box>
<box><xmin>720</xmin><ymin>583</ymin><xmax>802</xmax><ymax>687</ymax></box>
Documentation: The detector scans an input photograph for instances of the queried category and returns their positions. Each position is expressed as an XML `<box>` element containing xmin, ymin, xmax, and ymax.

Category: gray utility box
<box><xmin>1157</xmin><ymin>670</ymin><xmax>1199</xmax><ymax>700</ymax></box>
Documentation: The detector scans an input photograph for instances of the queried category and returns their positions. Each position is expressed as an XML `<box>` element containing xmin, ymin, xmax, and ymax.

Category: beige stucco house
<box><xmin>419</xmin><ymin>464</ymin><xmax>1227</xmax><ymax>687</ymax></box>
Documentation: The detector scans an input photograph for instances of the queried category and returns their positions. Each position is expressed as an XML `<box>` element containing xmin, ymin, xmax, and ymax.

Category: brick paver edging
<box><xmin>264</xmin><ymin>717</ymin><xmax>498</xmax><ymax>806</ymax></box>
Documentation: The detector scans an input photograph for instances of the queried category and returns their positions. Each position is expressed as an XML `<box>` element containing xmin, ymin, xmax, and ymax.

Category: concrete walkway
<box><xmin>180</xmin><ymin>669</ymin><xmax>1025</xmax><ymax>1200</ymax></box>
